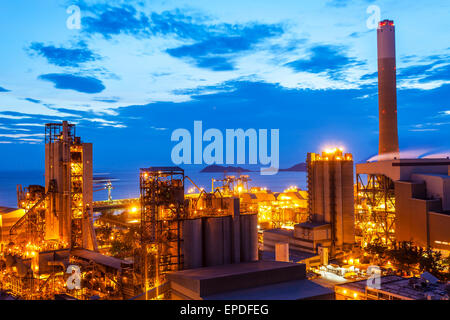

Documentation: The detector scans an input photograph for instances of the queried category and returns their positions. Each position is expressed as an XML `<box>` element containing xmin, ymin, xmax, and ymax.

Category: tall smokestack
<box><xmin>377</xmin><ymin>19</ymin><xmax>399</xmax><ymax>158</ymax></box>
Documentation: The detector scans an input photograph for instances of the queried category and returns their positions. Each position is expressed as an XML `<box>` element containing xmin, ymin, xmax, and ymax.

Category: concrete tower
<box><xmin>45</xmin><ymin>121</ymin><xmax>98</xmax><ymax>250</ymax></box>
<box><xmin>306</xmin><ymin>148</ymin><xmax>355</xmax><ymax>252</ymax></box>
<box><xmin>377</xmin><ymin>19</ymin><xmax>399</xmax><ymax>158</ymax></box>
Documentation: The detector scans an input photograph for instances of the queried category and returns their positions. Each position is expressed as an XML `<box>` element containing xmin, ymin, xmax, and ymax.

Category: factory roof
<box><xmin>170</xmin><ymin>261</ymin><xmax>301</xmax><ymax>280</ymax></box>
<box><xmin>261</xmin><ymin>249</ymin><xmax>316</xmax><ymax>263</ymax></box>
<box><xmin>169</xmin><ymin>261</ymin><xmax>334</xmax><ymax>300</ymax></box>
<box><xmin>412</xmin><ymin>173</ymin><xmax>450</xmax><ymax>179</ymax></box>
<box><xmin>204</xmin><ymin>278</ymin><xmax>333</xmax><ymax>300</ymax></box>
<box><xmin>0</xmin><ymin>291</ymin><xmax>17</xmax><ymax>300</ymax></box>
<box><xmin>356</xmin><ymin>158</ymin><xmax>450</xmax><ymax>181</ymax></box>
<box><xmin>277</xmin><ymin>191</ymin><xmax>307</xmax><ymax>201</ymax></box>
<box><xmin>336</xmin><ymin>275</ymin><xmax>450</xmax><ymax>300</ymax></box>
<box><xmin>0</xmin><ymin>207</ymin><xmax>20</xmax><ymax>215</ymax></box>
<box><xmin>337</xmin><ymin>275</ymin><xmax>404</xmax><ymax>294</ymax></box>
<box><xmin>71</xmin><ymin>249</ymin><xmax>132</xmax><ymax>270</ymax></box>
<box><xmin>169</xmin><ymin>261</ymin><xmax>309</xmax><ymax>297</ymax></box>
<box><xmin>296</xmin><ymin>221</ymin><xmax>330</xmax><ymax>229</ymax></box>
<box><xmin>240</xmin><ymin>193</ymin><xmax>257</xmax><ymax>200</ymax></box>
<box><xmin>264</xmin><ymin>228</ymin><xmax>294</xmax><ymax>237</ymax></box>
<box><xmin>253</xmin><ymin>192</ymin><xmax>276</xmax><ymax>201</ymax></box>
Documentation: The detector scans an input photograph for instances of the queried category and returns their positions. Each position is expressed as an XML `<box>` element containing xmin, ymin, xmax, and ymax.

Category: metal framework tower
<box><xmin>138</xmin><ymin>166</ymin><xmax>186</xmax><ymax>298</ymax></box>
<box><xmin>44</xmin><ymin>121</ymin><xmax>97</xmax><ymax>250</ymax></box>
<box><xmin>355</xmin><ymin>174</ymin><xmax>396</xmax><ymax>246</ymax></box>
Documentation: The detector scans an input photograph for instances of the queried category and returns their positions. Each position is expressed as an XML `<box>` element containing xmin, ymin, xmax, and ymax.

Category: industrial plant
<box><xmin>0</xmin><ymin>19</ymin><xmax>449</xmax><ymax>301</ymax></box>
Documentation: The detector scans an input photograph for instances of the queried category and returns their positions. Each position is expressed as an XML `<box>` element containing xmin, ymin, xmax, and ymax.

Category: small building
<box><xmin>263</xmin><ymin>223</ymin><xmax>334</xmax><ymax>268</ymax></box>
<box><xmin>335</xmin><ymin>275</ymin><xmax>450</xmax><ymax>300</ymax></box>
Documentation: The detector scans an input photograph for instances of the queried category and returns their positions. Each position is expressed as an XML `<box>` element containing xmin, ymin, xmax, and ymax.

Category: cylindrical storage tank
<box><xmin>240</xmin><ymin>214</ymin><xmax>250</xmax><ymax>261</ymax></box>
<box><xmin>222</xmin><ymin>216</ymin><xmax>232</xmax><ymax>264</ymax></box>
<box><xmin>248</xmin><ymin>213</ymin><xmax>258</xmax><ymax>261</ymax></box>
<box><xmin>183</xmin><ymin>218</ymin><xmax>203</xmax><ymax>269</ymax></box>
<box><xmin>240</xmin><ymin>214</ymin><xmax>258</xmax><ymax>262</ymax></box>
<box><xmin>204</xmin><ymin>216</ymin><xmax>232</xmax><ymax>267</ymax></box>
<box><xmin>204</xmin><ymin>217</ymin><xmax>223</xmax><ymax>267</ymax></box>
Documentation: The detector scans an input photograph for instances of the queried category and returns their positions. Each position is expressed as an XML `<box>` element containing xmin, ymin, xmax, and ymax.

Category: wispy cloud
<box><xmin>38</xmin><ymin>73</ymin><xmax>105</xmax><ymax>94</ymax></box>
<box><xmin>166</xmin><ymin>24</ymin><xmax>283</xmax><ymax>71</ymax></box>
<box><xmin>150</xmin><ymin>126</ymin><xmax>168</xmax><ymax>131</ymax></box>
<box><xmin>286</xmin><ymin>44</ymin><xmax>364</xmax><ymax>80</ymax></box>
<box><xmin>24</xmin><ymin>98</ymin><xmax>41</xmax><ymax>104</ymax></box>
<box><xmin>28</xmin><ymin>41</ymin><xmax>99</xmax><ymax>67</ymax></box>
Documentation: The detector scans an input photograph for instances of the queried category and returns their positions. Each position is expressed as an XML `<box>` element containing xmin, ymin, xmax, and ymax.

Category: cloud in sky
<box><xmin>286</xmin><ymin>44</ymin><xmax>364</xmax><ymax>80</ymax></box>
<box><xmin>28</xmin><ymin>41</ymin><xmax>99</xmax><ymax>67</ymax></box>
<box><xmin>166</xmin><ymin>24</ymin><xmax>283</xmax><ymax>71</ymax></box>
<box><xmin>24</xmin><ymin>98</ymin><xmax>41</xmax><ymax>104</ymax></box>
<box><xmin>82</xmin><ymin>4</ymin><xmax>151</xmax><ymax>38</ymax></box>
<box><xmin>38</xmin><ymin>73</ymin><xmax>106</xmax><ymax>94</ymax></box>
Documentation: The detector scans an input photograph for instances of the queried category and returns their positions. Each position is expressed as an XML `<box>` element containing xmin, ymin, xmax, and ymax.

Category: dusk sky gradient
<box><xmin>0</xmin><ymin>0</ymin><xmax>449</xmax><ymax>172</ymax></box>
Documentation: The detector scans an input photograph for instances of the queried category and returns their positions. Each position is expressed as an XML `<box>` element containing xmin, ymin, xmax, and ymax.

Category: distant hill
<box><xmin>279</xmin><ymin>162</ymin><xmax>307</xmax><ymax>172</ymax></box>
<box><xmin>200</xmin><ymin>165</ymin><xmax>252</xmax><ymax>173</ymax></box>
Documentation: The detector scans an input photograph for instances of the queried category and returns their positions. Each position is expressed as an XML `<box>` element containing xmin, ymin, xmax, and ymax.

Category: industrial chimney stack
<box><xmin>377</xmin><ymin>19</ymin><xmax>399</xmax><ymax>158</ymax></box>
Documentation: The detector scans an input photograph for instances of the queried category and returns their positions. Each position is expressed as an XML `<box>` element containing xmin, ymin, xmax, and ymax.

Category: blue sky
<box><xmin>0</xmin><ymin>0</ymin><xmax>449</xmax><ymax>171</ymax></box>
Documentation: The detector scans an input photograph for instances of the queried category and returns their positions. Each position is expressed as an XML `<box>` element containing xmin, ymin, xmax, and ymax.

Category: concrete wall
<box><xmin>45</xmin><ymin>141</ymin><xmax>71</xmax><ymax>243</ymax></box>
<box><xmin>356</xmin><ymin>159</ymin><xmax>450</xmax><ymax>182</ymax></box>
<box><xmin>395</xmin><ymin>180</ymin><xmax>450</xmax><ymax>251</ymax></box>
<box><xmin>412</xmin><ymin>173</ymin><xmax>450</xmax><ymax>211</ymax></box>
<box><xmin>428</xmin><ymin>212</ymin><xmax>450</xmax><ymax>252</ymax></box>
<box><xmin>81</xmin><ymin>143</ymin><xmax>97</xmax><ymax>251</ymax></box>
<box><xmin>307</xmin><ymin>155</ymin><xmax>355</xmax><ymax>249</ymax></box>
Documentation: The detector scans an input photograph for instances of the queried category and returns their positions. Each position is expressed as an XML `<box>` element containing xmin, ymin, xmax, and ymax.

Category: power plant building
<box><xmin>44</xmin><ymin>122</ymin><xmax>97</xmax><ymax>250</ymax></box>
<box><xmin>356</xmin><ymin>19</ymin><xmax>450</xmax><ymax>254</ymax></box>
<box><xmin>305</xmin><ymin>148</ymin><xmax>355</xmax><ymax>253</ymax></box>
<box><xmin>356</xmin><ymin>160</ymin><xmax>450</xmax><ymax>253</ymax></box>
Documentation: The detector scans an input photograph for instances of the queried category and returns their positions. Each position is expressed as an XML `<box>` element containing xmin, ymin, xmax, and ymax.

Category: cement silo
<box><xmin>204</xmin><ymin>216</ymin><xmax>232</xmax><ymax>267</ymax></box>
<box><xmin>240</xmin><ymin>213</ymin><xmax>258</xmax><ymax>262</ymax></box>
<box><xmin>182</xmin><ymin>218</ymin><xmax>203</xmax><ymax>269</ymax></box>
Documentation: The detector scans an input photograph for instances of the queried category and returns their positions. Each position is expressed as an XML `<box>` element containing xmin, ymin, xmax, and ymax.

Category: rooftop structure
<box><xmin>168</xmin><ymin>261</ymin><xmax>334</xmax><ymax>300</ymax></box>
<box><xmin>356</xmin><ymin>158</ymin><xmax>450</xmax><ymax>251</ymax></box>
<box><xmin>335</xmin><ymin>275</ymin><xmax>449</xmax><ymax>300</ymax></box>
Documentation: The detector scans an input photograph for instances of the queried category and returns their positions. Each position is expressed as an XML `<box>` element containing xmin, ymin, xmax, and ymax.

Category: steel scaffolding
<box><xmin>137</xmin><ymin>166</ymin><xmax>186</xmax><ymax>299</ymax></box>
<box><xmin>355</xmin><ymin>174</ymin><xmax>396</xmax><ymax>246</ymax></box>
<box><xmin>70</xmin><ymin>144</ymin><xmax>84</xmax><ymax>248</ymax></box>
